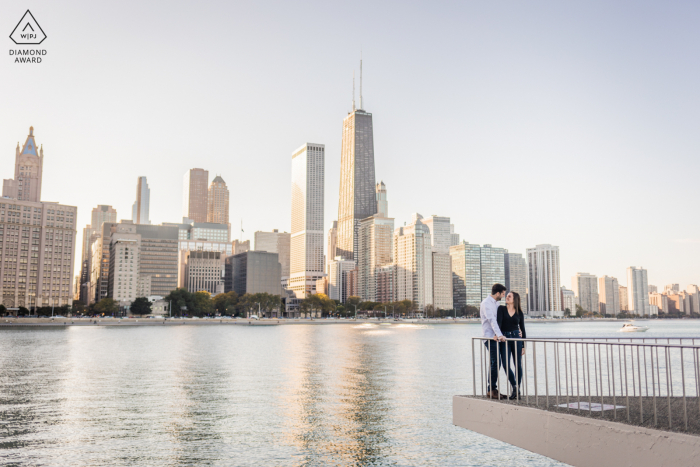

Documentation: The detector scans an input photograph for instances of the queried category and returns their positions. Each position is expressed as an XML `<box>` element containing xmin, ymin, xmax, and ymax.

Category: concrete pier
<box><xmin>453</xmin><ymin>396</ymin><xmax>700</xmax><ymax>467</ymax></box>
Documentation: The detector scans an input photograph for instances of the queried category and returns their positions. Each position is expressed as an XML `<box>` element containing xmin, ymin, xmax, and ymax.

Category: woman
<box><xmin>496</xmin><ymin>291</ymin><xmax>526</xmax><ymax>400</ymax></box>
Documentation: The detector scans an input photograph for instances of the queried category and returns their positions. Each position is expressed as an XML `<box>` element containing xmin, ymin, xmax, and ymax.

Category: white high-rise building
<box><xmin>527</xmin><ymin>244</ymin><xmax>562</xmax><ymax>317</ymax></box>
<box><xmin>421</xmin><ymin>215</ymin><xmax>451</xmax><ymax>254</ymax></box>
<box><xmin>131</xmin><ymin>176</ymin><xmax>150</xmax><ymax>225</ymax></box>
<box><xmin>107</xmin><ymin>224</ymin><xmax>141</xmax><ymax>304</ymax></box>
<box><xmin>358</xmin><ymin>182</ymin><xmax>394</xmax><ymax>301</ymax></box>
<box><xmin>598</xmin><ymin>275</ymin><xmax>620</xmax><ymax>316</ymax></box>
<box><xmin>688</xmin><ymin>285</ymin><xmax>700</xmax><ymax>314</ymax></box>
<box><xmin>664</xmin><ymin>284</ymin><xmax>679</xmax><ymax>295</ymax></box>
<box><xmin>560</xmin><ymin>287</ymin><xmax>576</xmax><ymax>315</ymax></box>
<box><xmin>289</xmin><ymin>143</ymin><xmax>325</xmax><ymax>297</ymax></box>
<box><xmin>572</xmin><ymin>273</ymin><xmax>598</xmax><ymax>314</ymax></box>
<box><xmin>505</xmin><ymin>252</ymin><xmax>527</xmax><ymax>312</ymax></box>
<box><xmin>627</xmin><ymin>267</ymin><xmax>650</xmax><ymax>316</ymax></box>
<box><xmin>394</xmin><ymin>214</ymin><xmax>433</xmax><ymax>311</ymax></box>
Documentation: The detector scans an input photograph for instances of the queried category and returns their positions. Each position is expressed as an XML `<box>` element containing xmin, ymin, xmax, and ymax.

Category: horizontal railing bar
<box><xmin>472</xmin><ymin>337</ymin><xmax>700</xmax><ymax>350</ymax></box>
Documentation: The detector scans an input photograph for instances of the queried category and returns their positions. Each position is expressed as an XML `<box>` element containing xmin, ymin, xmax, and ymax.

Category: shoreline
<box><xmin>0</xmin><ymin>317</ymin><xmax>683</xmax><ymax>327</ymax></box>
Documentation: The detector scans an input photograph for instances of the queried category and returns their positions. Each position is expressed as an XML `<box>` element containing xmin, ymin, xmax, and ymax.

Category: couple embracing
<box><xmin>480</xmin><ymin>283</ymin><xmax>526</xmax><ymax>400</ymax></box>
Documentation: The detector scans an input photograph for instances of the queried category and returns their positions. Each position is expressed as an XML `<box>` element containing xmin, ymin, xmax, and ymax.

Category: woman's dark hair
<box><xmin>511</xmin><ymin>292</ymin><xmax>523</xmax><ymax>314</ymax></box>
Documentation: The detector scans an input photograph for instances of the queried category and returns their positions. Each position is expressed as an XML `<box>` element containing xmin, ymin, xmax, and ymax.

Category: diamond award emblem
<box><xmin>10</xmin><ymin>10</ymin><xmax>47</xmax><ymax>45</ymax></box>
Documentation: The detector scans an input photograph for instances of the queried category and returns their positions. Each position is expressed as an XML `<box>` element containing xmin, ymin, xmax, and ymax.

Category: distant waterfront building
<box><xmin>648</xmin><ymin>285</ymin><xmax>658</xmax><ymax>294</ymax></box>
<box><xmin>328</xmin><ymin>257</ymin><xmax>357</xmax><ymax>303</ymax></box>
<box><xmin>183</xmin><ymin>168</ymin><xmax>209</xmax><ymax>223</ymax></box>
<box><xmin>560</xmin><ymin>287</ymin><xmax>576</xmax><ymax>315</ymax></box>
<box><xmin>572</xmin><ymin>273</ymin><xmax>598</xmax><ymax>314</ymax></box>
<box><xmin>82</xmin><ymin>205</ymin><xmax>117</xmax><ymax>264</ymax></box>
<box><xmin>680</xmin><ymin>291</ymin><xmax>692</xmax><ymax>314</ymax></box>
<box><xmin>336</xmin><ymin>78</ymin><xmax>376</xmax><ymax>263</ymax></box>
<box><xmin>375</xmin><ymin>264</ymin><xmax>395</xmax><ymax>304</ymax></box>
<box><xmin>664</xmin><ymin>284</ymin><xmax>679</xmax><ymax>295</ymax></box>
<box><xmin>254</xmin><ymin>229</ymin><xmax>291</xmax><ymax>281</ymax></box>
<box><xmin>526</xmin><ymin>244</ymin><xmax>562</xmax><ymax>317</ymax></box>
<box><xmin>2</xmin><ymin>126</ymin><xmax>43</xmax><ymax>202</ymax></box>
<box><xmin>421</xmin><ymin>215</ymin><xmax>451</xmax><ymax>254</ymax></box>
<box><xmin>289</xmin><ymin>143</ymin><xmax>325</xmax><ymax>297</ymax></box>
<box><xmin>0</xmin><ymin>199</ymin><xmax>77</xmax><ymax>308</ymax></box>
<box><xmin>480</xmin><ymin>245</ymin><xmax>506</xmax><ymax>301</ymax></box>
<box><xmin>598</xmin><ymin>275</ymin><xmax>620</xmax><ymax>316</ymax></box>
<box><xmin>357</xmin><ymin>183</ymin><xmax>394</xmax><ymax>301</ymax></box>
<box><xmin>107</xmin><ymin>224</ymin><xmax>141</xmax><ymax>303</ymax></box>
<box><xmin>450</xmin><ymin>242</ymin><xmax>483</xmax><ymax>308</ymax></box>
<box><xmin>432</xmin><ymin>252</ymin><xmax>453</xmax><ymax>310</ymax></box>
<box><xmin>206</xmin><ymin>175</ymin><xmax>229</xmax><ymax>226</ymax></box>
<box><xmin>184</xmin><ymin>251</ymin><xmax>222</xmax><ymax>294</ymax></box>
<box><xmin>450</xmin><ymin>224</ymin><xmax>460</xmax><ymax>247</ymax></box>
<box><xmin>92</xmin><ymin>222</ymin><xmax>178</xmax><ymax>301</ymax></box>
<box><xmin>649</xmin><ymin>291</ymin><xmax>667</xmax><ymax>314</ymax></box>
<box><xmin>627</xmin><ymin>267</ymin><xmax>650</xmax><ymax>316</ymax></box>
<box><xmin>131</xmin><ymin>176</ymin><xmax>151</xmax><ymax>225</ymax></box>
<box><xmin>504</xmin><ymin>252</ymin><xmax>527</xmax><ymax>312</ymax></box>
<box><xmin>0</xmin><ymin>127</ymin><xmax>77</xmax><ymax>309</ymax></box>
<box><xmin>687</xmin><ymin>284</ymin><xmax>700</xmax><ymax>314</ymax></box>
<box><xmin>326</xmin><ymin>221</ymin><xmax>337</xmax><ymax>274</ymax></box>
<box><xmin>224</xmin><ymin>251</ymin><xmax>281</xmax><ymax>297</ymax></box>
<box><xmin>394</xmin><ymin>214</ymin><xmax>433</xmax><ymax>311</ymax></box>
<box><xmin>619</xmin><ymin>285</ymin><xmax>629</xmax><ymax>311</ymax></box>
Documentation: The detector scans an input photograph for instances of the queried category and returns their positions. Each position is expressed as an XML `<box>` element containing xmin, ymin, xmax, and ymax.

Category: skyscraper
<box><xmin>394</xmin><ymin>214</ymin><xmax>433</xmax><ymax>311</ymax></box>
<box><xmin>1</xmin><ymin>127</ymin><xmax>77</xmax><ymax>309</ymax></box>
<box><xmin>504</xmin><ymin>252</ymin><xmax>527</xmax><ymax>312</ymax></box>
<box><xmin>572</xmin><ymin>273</ymin><xmax>598</xmax><ymax>314</ymax></box>
<box><xmin>450</xmin><ymin>242</ymin><xmax>483</xmax><ymax>308</ymax></box>
<box><xmin>421</xmin><ymin>215</ymin><xmax>452</xmax><ymax>254</ymax></box>
<box><xmin>131</xmin><ymin>176</ymin><xmax>150</xmax><ymax>225</ymax></box>
<box><xmin>619</xmin><ymin>285</ymin><xmax>629</xmax><ymax>311</ymax></box>
<box><xmin>599</xmin><ymin>275</ymin><xmax>620</xmax><ymax>316</ymax></box>
<box><xmin>357</xmin><ymin>182</ymin><xmax>394</xmax><ymax>301</ymax></box>
<box><xmin>183</xmin><ymin>168</ymin><xmax>209</xmax><ymax>222</ymax></box>
<box><xmin>289</xmin><ymin>143</ymin><xmax>325</xmax><ymax>297</ymax></box>
<box><xmin>526</xmin><ymin>244</ymin><xmax>562</xmax><ymax>317</ymax></box>
<box><xmin>627</xmin><ymin>267</ymin><xmax>650</xmax><ymax>316</ymax></box>
<box><xmin>337</xmin><ymin>64</ymin><xmax>376</xmax><ymax>262</ymax></box>
<box><xmin>2</xmin><ymin>126</ymin><xmax>43</xmax><ymax>202</ymax></box>
<box><xmin>207</xmin><ymin>175</ymin><xmax>229</xmax><ymax>226</ymax></box>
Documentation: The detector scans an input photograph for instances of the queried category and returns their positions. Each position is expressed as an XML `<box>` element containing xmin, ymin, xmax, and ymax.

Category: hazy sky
<box><xmin>2</xmin><ymin>1</ymin><xmax>699</xmax><ymax>290</ymax></box>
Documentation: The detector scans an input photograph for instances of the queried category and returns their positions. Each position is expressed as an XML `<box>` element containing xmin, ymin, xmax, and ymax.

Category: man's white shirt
<box><xmin>480</xmin><ymin>295</ymin><xmax>503</xmax><ymax>338</ymax></box>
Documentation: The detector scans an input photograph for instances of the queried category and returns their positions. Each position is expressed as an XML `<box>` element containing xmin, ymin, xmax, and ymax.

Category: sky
<box><xmin>1</xmin><ymin>0</ymin><xmax>699</xmax><ymax>290</ymax></box>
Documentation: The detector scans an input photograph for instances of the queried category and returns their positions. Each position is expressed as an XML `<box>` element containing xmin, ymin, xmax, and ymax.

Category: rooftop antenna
<box><xmin>352</xmin><ymin>70</ymin><xmax>356</xmax><ymax>111</ymax></box>
<box><xmin>359</xmin><ymin>52</ymin><xmax>363</xmax><ymax>110</ymax></box>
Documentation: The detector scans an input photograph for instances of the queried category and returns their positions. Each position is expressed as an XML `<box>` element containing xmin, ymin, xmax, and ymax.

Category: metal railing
<box><xmin>472</xmin><ymin>336</ymin><xmax>700</xmax><ymax>434</ymax></box>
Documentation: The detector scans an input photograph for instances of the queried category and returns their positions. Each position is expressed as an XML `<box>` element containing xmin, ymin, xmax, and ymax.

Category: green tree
<box><xmin>575</xmin><ymin>304</ymin><xmax>585</xmax><ymax>318</ymax></box>
<box><xmin>192</xmin><ymin>291</ymin><xmax>214</xmax><ymax>316</ymax></box>
<box><xmin>94</xmin><ymin>298</ymin><xmax>119</xmax><ymax>315</ymax></box>
<box><xmin>564</xmin><ymin>308</ymin><xmax>571</xmax><ymax>317</ymax></box>
<box><xmin>130</xmin><ymin>297</ymin><xmax>152</xmax><ymax>315</ymax></box>
<box><xmin>0</xmin><ymin>304</ymin><xmax>6</xmax><ymax>316</ymax></box>
<box><xmin>213</xmin><ymin>291</ymin><xmax>238</xmax><ymax>315</ymax></box>
<box><xmin>164</xmin><ymin>288</ymin><xmax>196</xmax><ymax>317</ymax></box>
<box><xmin>300</xmin><ymin>293</ymin><xmax>334</xmax><ymax>317</ymax></box>
<box><xmin>345</xmin><ymin>296</ymin><xmax>361</xmax><ymax>316</ymax></box>
<box><xmin>18</xmin><ymin>306</ymin><xmax>29</xmax><ymax>316</ymax></box>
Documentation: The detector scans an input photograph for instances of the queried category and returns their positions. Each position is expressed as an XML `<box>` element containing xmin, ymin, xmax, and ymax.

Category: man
<box><xmin>481</xmin><ymin>283</ymin><xmax>507</xmax><ymax>399</ymax></box>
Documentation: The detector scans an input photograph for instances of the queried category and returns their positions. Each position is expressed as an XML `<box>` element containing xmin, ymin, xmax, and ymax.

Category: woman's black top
<box><xmin>497</xmin><ymin>305</ymin><xmax>526</xmax><ymax>338</ymax></box>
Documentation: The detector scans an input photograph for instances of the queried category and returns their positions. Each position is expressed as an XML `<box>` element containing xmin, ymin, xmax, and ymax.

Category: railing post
<box><xmin>472</xmin><ymin>338</ymin><xmax>476</xmax><ymax>397</ymax></box>
<box><xmin>533</xmin><ymin>341</ymin><xmax>538</xmax><ymax>407</ymax></box>
<box><xmin>666</xmin><ymin>347</ymin><xmax>672</xmax><ymax>429</ymax></box>
<box><xmin>681</xmin><ymin>346</ymin><xmax>688</xmax><ymax>431</ymax></box>
<box><xmin>544</xmin><ymin>341</ymin><xmax>549</xmax><ymax>408</ymax></box>
<box><xmin>623</xmin><ymin>344</ymin><xmax>630</xmax><ymax>422</ymax></box>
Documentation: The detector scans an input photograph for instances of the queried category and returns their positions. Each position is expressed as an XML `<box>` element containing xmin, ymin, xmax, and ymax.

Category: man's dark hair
<box><xmin>491</xmin><ymin>283</ymin><xmax>507</xmax><ymax>295</ymax></box>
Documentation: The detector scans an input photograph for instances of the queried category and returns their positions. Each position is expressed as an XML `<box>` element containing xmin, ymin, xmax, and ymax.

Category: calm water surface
<box><xmin>1</xmin><ymin>320</ymin><xmax>697</xmax><ymax>466</ymax></box>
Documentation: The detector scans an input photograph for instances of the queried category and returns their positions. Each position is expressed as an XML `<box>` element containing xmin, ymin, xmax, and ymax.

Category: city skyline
<box><xmin>3</xmin><ymin>1</ymin><xmax>700</xmax><ymax>289</ymax></box>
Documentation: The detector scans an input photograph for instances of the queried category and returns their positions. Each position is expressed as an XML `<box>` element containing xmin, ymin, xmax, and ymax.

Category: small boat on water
<box><xmin>618</xmin><ymin>323</ymin><xmax>649</xmax><ymax>333</ymax></box>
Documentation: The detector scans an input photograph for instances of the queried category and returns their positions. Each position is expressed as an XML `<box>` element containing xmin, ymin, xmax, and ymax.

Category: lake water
<box><xmin>1</xmin><ymin>320</ymin><xmax>698</xmax><ymax>466</ymax></box>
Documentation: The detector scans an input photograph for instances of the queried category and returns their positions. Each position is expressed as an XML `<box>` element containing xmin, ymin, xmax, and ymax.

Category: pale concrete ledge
<box><xmin>453</xmin><ymin>395</ymin><xmax>700</xmax><ymax>467</ymax></box>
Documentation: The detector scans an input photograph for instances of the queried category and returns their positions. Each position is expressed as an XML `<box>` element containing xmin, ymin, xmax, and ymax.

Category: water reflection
<box><xmin>4</xmin><ymin>322</ymin><xmax>676</xmax><ymax>465</ymax></box>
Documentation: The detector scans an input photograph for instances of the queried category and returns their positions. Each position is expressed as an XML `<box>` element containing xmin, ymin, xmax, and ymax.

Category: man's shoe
<box><xmin>487</xmin><ymin>390</ymin><xmax>505</xmax><ymax>399</ymax></box>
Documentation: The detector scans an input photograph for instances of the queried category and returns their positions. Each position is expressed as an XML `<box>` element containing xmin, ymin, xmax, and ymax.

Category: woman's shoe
<box><xmin>509</xmin><ymin>391</ymin><xmax>521</xmax><ymax>400</ymax></box>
